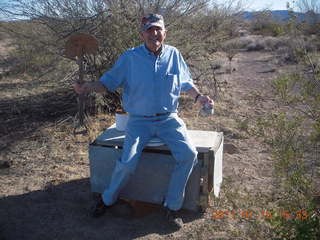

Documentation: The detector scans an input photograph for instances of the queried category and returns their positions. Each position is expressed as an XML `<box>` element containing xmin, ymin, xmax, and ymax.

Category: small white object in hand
<box><xmin>199</xmin><ymin>102</ymin><xmax>214</xmax><ymax>117</ymax></box>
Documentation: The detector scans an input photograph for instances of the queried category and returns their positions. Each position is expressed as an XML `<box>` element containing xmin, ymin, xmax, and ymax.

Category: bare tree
<box><xmin>293</xmin><ymin>0</ymin><xmax>320</xmax><ymax>33</ymax></box>
<box><xmin>296</xmin><ymin>0</ymin><xmax>320</xmax><ymax>13</ymax></box>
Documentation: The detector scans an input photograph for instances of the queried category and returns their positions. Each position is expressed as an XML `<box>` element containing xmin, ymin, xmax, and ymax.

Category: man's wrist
<box><xmin>88</xmin><ymin>82</ymin><xmax>98</xmax><ymax>93</ymax></box>
<box><xmin>194</xmin><ymin>93</ymin><xmax>201</xmax><ymax>103</ymax></box>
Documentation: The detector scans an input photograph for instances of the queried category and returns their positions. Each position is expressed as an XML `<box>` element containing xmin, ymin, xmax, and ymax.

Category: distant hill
<box><xmin>241</xmin><ymin>10</ymin><xmax>320</xmax><ymax>24</ymax></box>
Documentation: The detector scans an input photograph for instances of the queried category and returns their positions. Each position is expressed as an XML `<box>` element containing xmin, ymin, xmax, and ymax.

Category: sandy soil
<box><xmin>0</xmin><ymin>45</ymin><xmax>293</xmax><ymax>239</ymax></box>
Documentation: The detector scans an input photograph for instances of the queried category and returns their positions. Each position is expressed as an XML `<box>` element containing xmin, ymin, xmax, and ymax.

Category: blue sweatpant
<box><xmin>102</xmin><ymin>113</ymin><xmax>198</xmax><ymax>211</ymax></box>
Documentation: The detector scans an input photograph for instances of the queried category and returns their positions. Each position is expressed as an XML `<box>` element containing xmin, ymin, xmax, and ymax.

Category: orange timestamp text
<box><xmin>211</xmin><ymin>209</ymin><xmax>309</xmax><ymax>220</ymax></box>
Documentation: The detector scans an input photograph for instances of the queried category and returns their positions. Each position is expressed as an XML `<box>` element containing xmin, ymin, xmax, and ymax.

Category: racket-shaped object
<box><xmin>65</xmin><ymin>33</ymin><xmax>99</xmax><ymax>135</ymax></box>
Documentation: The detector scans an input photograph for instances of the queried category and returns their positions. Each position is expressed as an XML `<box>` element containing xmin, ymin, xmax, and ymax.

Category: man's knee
<box><xmin>180</xmin><ymin>145</ymin><xmax>198</xmax><ymax>165</ymax></box>
<box><xmin>190</xmin><ymin>147</ymin><xmax>198</xmax><ymax>165</ymax></box>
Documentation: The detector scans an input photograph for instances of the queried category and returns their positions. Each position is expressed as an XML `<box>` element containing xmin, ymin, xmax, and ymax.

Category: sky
<box><xmin>246</xmin><ymin>0</ymin><xmax>291</xmax><ymax>11</ymax></box>
<box><xmin>215</xmin><ymin>0</ymin><xmax>295</xmax><ymax>11</ymax></box>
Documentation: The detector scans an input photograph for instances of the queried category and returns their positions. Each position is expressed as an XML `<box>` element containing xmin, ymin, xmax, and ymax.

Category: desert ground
<box><xmin>0</xmin><ymin>35</ymin><xmax>313</xmax><ymax>240</ymax></box>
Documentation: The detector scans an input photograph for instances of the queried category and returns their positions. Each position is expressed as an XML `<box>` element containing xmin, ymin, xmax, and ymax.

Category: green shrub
<box><xmin>255</xmin><ymin>35</ymin><xmax>320</xmax><ymax>239</ymax></box>
<box><xmin>250</xmin><ymin>11</ymin><xmax>286</xmax><ymax>36</ymax></box>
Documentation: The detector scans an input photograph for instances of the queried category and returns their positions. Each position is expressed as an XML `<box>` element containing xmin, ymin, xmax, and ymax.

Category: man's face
<box><xmin>140</xmin><ymin>26</ymin><xmax>166</xmax><ymax>53</ymax></box>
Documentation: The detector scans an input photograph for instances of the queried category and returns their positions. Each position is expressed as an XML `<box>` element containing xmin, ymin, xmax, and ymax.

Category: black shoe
<box><xmin>166</xmin><ymin>209</ymin><xmax>183</xmax><ymax>229</ymax></box>
<box><xmin>91</xmin><ymin>196</ymin><xmax>111</xmax><ymax>218</ymax></box>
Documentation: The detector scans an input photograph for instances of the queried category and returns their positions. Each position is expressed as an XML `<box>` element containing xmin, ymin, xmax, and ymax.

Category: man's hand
<box><xmin>74</xmin><ymin>81</ymin><xmax>107</xmax><ymax>94</ymax></box>
<box><xmin>186</xmin><ymin>87</ymin><xmax>214</xmax><ymax>107</ymax></box>
<box><xmin>196</xmin><ymin>95</ymin><xmax>214</xmax><ymax>107</ymax></box>
<box><xmin>73</xmin><ymin>82</ymin><xmax>91</xmax><ymax>95</ymax></box>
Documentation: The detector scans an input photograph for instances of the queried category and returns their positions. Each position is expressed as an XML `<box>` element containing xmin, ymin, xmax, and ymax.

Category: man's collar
<box><xmin>143</xmin><ymin>44</ymin><xmax>165</xmax><ymax>56</ymax></box>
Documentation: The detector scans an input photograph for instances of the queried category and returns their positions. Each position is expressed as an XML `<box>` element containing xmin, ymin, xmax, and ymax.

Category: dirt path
<box><xmin>217</xmin><ymin>51</ymin><xmax>278</xmax><ymax>193</ymax></box>
<box><xmin>0</xmin><ymin>50</ymin><xmax>287</xmax><ymax>239</ymax></box>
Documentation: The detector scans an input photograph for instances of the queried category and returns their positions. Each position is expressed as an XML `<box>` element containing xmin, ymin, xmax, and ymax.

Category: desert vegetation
<box><xmin>0</xmin><ymin>0</ymin><xmax>319</xmax><ymax>239</ymax></box>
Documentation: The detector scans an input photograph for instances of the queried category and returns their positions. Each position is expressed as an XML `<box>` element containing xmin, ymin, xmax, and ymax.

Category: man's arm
<box><xmin>186</xmin><ymin>86</ymin><xmax>214</xmax><ymax>106</ymax></box>
<box><xmin>74</xmin><ymin>81</ymin><xmax>107</xmax><ymax>95</ymax></box>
